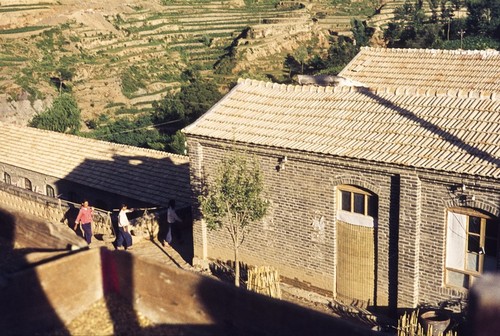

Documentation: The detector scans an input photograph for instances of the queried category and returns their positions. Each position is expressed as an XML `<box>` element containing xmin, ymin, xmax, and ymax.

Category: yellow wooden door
<box><xmin>336</xmin><ymin>221</ymin><xmax>375</xmax><ymax>306</ymax></box>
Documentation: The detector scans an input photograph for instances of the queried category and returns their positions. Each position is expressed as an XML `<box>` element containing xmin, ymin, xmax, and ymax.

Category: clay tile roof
<box><xmin>0</xmin><ymin>123</ymin><xmax>191</xmax><ymax>207</ymax></box>
<box><xmin>339</xmin><ymin>47</ymin><xmax>500</xmax><ymax>92</ymax></box>
<box><xmin>183</xmin><ymin>79</ymin><xmax>500</xmax><ymax>178</ymax></box>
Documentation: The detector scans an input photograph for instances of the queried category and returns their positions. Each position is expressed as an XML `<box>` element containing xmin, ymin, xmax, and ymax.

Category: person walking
<box><xmin>114</xmin><ymin>204</ymin><xmax>134</xmax><ymax>250</ymax></box>
<box><xmin>165</xmin><ymin>199</ymin><xmax>182</xmax><ymax>246</ymax></box>
<box><xmin>74</xmin><ymin>200</ymin><xmax>93</xmax><ymax>246</ymax></box>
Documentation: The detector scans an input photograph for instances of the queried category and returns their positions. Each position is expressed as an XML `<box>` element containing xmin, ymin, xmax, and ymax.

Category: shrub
<box><xmin>120</xmin><ymin>66</ymin><xmax>147</xmax><ymax>98</ymax></box>
<box><xmin>29</xmin><ymin>93</ymin><xmax>81</xmax><ymax>134</ymax></box>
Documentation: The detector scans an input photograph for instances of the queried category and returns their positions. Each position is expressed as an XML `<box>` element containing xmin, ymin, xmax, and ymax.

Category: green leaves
<box><xmin>199</xmin><ymin>150</ymin><xmax>269</xmax><ymax>234</ymax></box>
<box><xmin>384</xmin><ymin>0</ymin><xmax>499</xmax><ymax>48</ymax></box>
<box><xmin>199</xmin><ymin>148</ymin><xmax>270</xmax><ymax>288</ymax></box>
<box><xmin>29</xmin><ymin>93</ymin><xmax>81</xmax><ymax>134</ymax></box>
<box><xmin>351</xmin><ymin>18</ymin><xmax>370</xmax><ymax>47</ymax></box>
<box><xmin>86</xmin><ymin>115</ymin><xmax>167</xmax><ymax>150</ymax></box>
<box><xmin>120</xmin><ymin>65</ymin><xmax>147</xmax><ymax>98</ymax></box>
<box><xmin>153</xmin><ymin>73</ymin><xmax>222</xmax><ymax>128</ymax></box>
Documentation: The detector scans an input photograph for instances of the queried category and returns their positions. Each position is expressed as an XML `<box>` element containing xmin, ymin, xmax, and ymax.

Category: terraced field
<box><xmin>0</xmin><ymin>0</ymin><xmax>381</xmax><ymax>124</ymax></box>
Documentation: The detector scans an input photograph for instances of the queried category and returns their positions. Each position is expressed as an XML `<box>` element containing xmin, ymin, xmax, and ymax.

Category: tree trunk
<box><xmin>234</xmin><ymin>246</ymin><xmax>240</xmax><ymax>287</ymax></box>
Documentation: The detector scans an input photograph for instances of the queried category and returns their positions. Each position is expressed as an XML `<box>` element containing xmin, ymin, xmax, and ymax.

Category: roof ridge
<box><xmin>372</xmin><ymin>86</ymin><xmax>499</xmax><ymax>100</ymax></box>
<box><xmin>237</xmin><ymin>79</ymin><xmax>499</xmax><ymax>100</ymax></box>
<box><xmin>360</xmin><ymin>46</ymin><xmax>500</xmax><ymax>57</ymax></box>
<box><xmin>239</xmin><ymin>78</ymin><xmax>368</xmax><ymax>94</ymax></box>
<box><xmin>0</xmin><ymin>122</ymin><xmax>188</xmax><ymax>159</ymax></box>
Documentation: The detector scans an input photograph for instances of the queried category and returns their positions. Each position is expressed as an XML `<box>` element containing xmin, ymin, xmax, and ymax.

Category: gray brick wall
<box><xmin>0</xmin><ymin>163</ymin><xmax>158</xmax><ymax>211</ymax></box>
<box><xmin>187</xmin><ymin>137</ymin><xmax>500</xmax><ymax>310</ymax></box>
<box><xmin>1</xmin><ymin>163</ymin><xmax>58</xmax><ymax>195</ymax></box>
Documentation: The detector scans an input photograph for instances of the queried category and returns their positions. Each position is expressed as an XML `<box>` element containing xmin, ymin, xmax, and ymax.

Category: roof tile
<box><xmin>339</xmin><ymin>47</ymin><xmax>500</xmax><ymax>92</ymax></box>
<box><xmin>0</xmin><ymin>123</ymin><xmax>191</xmax><ymax>207</ymax></box>
<box><xmin>183</xmin><ymin>78</ymin><xmax>500</xmax><ymax>178</ymax></box>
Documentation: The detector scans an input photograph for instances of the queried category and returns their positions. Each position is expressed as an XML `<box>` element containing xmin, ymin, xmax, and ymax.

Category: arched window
<box><xmin>446</xmin><ymin>207</ymin><xmax>499</xmax><ymax>289</ymax></box>
<box><xmin>24</xmin><ymin>178</ymin><xmax>32</xmax><ymax>191</ymax></box>
<box><xmin>3</xmin><ymin>172</ymin><xmax>11</xmax><ymax>184</ymax></box>
<box><xmin>337</xmin><ymin>185</ymin><xmax>378</xmax><ymax>227</ymax></box>
<box><xmin>46</xmin><ymin>185</ymin><xmax>55</xmax><ymax>198</ymax></box>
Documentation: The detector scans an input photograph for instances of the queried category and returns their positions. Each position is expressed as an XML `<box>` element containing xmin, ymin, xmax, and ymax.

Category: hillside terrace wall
<box><xmin>187</xmin><ymin>138</ymin><xmax>500</xmax><ymax>309</ymax></box>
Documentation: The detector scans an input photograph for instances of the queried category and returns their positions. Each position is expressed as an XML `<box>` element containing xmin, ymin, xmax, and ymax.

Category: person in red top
<box><xmin>74</xmin><ymin>200</ymin><xmax>94</xmax><ymax>245</ymax></box>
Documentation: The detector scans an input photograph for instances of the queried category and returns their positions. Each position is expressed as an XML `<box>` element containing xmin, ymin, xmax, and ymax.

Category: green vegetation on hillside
<box><xmin>0</xmin><ymin>0</ymin><xmax>318</xmax><ymax>121</ymax></box>
<box><xmin>0</xmin><ymin>26</ymin><xmax>48</xmax><ymax>34</ymax></box>
<box><xmin>120</xmin><ymin>65</ymin><xmax>148</xmax><ymax>98</ymax></box>
<box><xmin>0</xmin><ymin>6</ymin><xmax>49</xmax><ymax>13</ymax></box>
<box><xmin>84</xmin><ymin>69</ymin><xmax>222</xmax><ymax>154</ymax></box>
<box><xmin>29</xmin><ymin>93</ymin><xmax>81</xmax><ymax>134</ymax></box>
<box><xmin>4</xmin><ymin>0</ymin><xmax>498</xmax><ymax>156</ymax></box>
<box><xmin>153</xmin><ymin>70</ymin><xmax>222</xmax><ymax>125</ymax></box>
<box><xmin>384</xmin><ymin>0</ymin><xmax>500</xmax><ymax>49</ymax></box>
<box><xmin>85</xmin><ymin>114</ymin><xmax>166</xmax><ymax>150</ymax></box>
<box><xmin>331</xmin><ymin>0</ymin><xmax>381</xmax><ymax>16</ymax></box>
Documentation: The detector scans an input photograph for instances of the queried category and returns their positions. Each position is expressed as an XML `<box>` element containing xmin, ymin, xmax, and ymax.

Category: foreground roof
<box><xmin>339</xmin><ymin>47</ymin><xmax>500</xmax><ymax>92</ymax></box>
<box><xmin>0</xmin><ymin>123</ymin><xmax>190</xmax><ymax>207</ymax></box>
<box><xmin>183</xmin><ymin>78</ymin><xmax>500</xmax><ymax>178</ymax></box>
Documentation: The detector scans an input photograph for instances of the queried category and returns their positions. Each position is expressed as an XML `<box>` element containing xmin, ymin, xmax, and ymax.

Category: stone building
<box><xmin>0</xmin><ymin>122</ymin><xmax>191</xmax><ymax>212</ymax></box>
<box><xmin>183</xmin><ymin>47</ymin><xmax>500</xmax><ymax>310</ymax></box>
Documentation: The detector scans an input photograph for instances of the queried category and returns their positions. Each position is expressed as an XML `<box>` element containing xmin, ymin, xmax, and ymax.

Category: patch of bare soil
<box><xmin>205</xmin><ymin>259</ymin><xmax>389</xmax><ymax>332</ymax></box>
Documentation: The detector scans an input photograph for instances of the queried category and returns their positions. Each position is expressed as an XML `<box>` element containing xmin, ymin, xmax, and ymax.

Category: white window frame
<box><xmin>445</xmin><ymin>207</ymin><xmax>499</xmax><ymax>289</ymax></box>
<box><xmin>337</xmin><ymin>185</ymin><xmax>377</xmax><ymax>227</ymax></box>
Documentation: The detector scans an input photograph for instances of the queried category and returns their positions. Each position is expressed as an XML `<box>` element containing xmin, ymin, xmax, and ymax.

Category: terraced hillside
<box><xmin>0</xmin><ymin>0</ymin><xmax>377</xmax><ymax>126</ymax></box>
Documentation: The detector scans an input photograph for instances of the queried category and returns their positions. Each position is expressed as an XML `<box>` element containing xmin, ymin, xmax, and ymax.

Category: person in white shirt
<box><xmin>114</xmin><ymin>204</ymin><xmax>134</xmax><ymax>250</ymax></box>
<box><xmin>162</xmin><ymin>199</ymin><xmax>182</xmax><ymax>246</ymax></box>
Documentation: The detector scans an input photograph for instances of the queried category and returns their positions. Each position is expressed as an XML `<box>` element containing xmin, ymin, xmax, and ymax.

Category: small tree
<box><xmin>351</xmin><ymin>18</ymin><xmax>370</xmax><ymax>47</ymax></box>
<box><xmin>57</xmin><ymin>67</ymin><xmax>74</xmax><ymax>93</ymax></box>
<box><xmin>199</xmin><ymin>150</ymin><xmax>269</xmax><ymax>287</ymax></box>
<box><xmin>294</xmin><ymin>45</ymin><xmax>308</xmax><ymax>74</ymax></box>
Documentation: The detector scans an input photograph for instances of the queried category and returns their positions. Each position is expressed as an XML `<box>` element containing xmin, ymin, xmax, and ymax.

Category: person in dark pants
<box><xmin>114</xmin><ymin>204</ymin><xmax>134</xmax><ymax>250</ymax></box>
<box><xmin>74</xmin><ymin>200</ymin><xmax>93</xmax><ymax>246</ymax></box>
<box><xmin>160</xmin><ymin>199</ymin><xmax>183</xmax><ymax>247</ymax></box>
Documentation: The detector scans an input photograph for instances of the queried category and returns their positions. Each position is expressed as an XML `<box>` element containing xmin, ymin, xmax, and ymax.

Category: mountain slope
<box><xmin>0</xmin><ymin>0</ymin><xmax>374</xmax><ymax>126</ymax></box>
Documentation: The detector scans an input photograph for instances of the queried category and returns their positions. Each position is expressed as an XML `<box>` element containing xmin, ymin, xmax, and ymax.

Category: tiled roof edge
<box><xmin>238</xmin><ymin>78</ymin><xmax>500</xmax><ymax>100</ymax></box>
<box><xmin>360</xmin><ymin>46</ymin><xmax>500</xmax><ymax>57</ymax></box>
<box><xmin>338</xmin><ymin>47</ymin><xmax>366</xmax><ymax>77</ymax></box>
<box><xmin>373</xmin><ymin>86</ymin><xmax>500</xmax><ymax>100</ymax></box>
<box><xmin>184</xmin><ymin>79</ymin><xmax>246</xmax><ymax>134</ymax></box>
<box><xmin>0</xmin><ymin>122</ymin><xmax>189</xmax><ymax>160</ymax></box>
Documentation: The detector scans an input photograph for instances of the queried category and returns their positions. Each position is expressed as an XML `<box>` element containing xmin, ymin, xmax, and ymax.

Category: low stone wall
<box><xmin>0</xmin><ymin>248</ymin><xmax>103</xmax><ymax>334</ymax></box>
<box><xmin>0</xmin><ymin>182</ymin><xmax>168</xmax><ymax>249</ymax></box>
<box><xmin>0</xmin><ymin>183</ymin><xmax>66</xmax><ymax>225</ymax></box>
<box><xmin>1</xmin><ymin>247</ymin><xmax>378</xmax><ymax>335</ymax></box>
<box><xmin>0</xmin><ymin>183</ymin><xmax>117</xmax><ymax>240</ymax></box>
